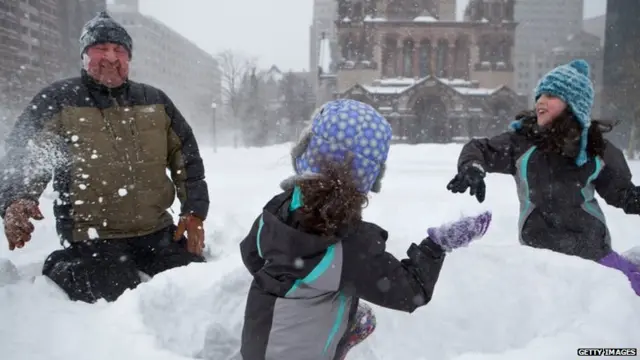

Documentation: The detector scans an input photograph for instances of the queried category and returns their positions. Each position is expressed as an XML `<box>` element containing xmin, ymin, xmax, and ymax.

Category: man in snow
<box><xmin>0</xmin><ymin>11</ymin><xmax>209</xmax><ymax>303</ymax></box>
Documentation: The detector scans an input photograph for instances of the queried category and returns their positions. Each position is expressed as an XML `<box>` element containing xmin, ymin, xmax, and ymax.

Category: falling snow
<box><xmin>0</xmin><ymin>1</ymin><xmax>632</xmax><ymax>358</ymax></box>
<box><xmin>87</xmin><ymin>227</ymin><xmax>98</xmax><ymax>239</ymax></box>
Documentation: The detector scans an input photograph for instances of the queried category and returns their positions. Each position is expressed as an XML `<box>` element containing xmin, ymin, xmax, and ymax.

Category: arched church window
<box><xmin>341</xmin><ymin>37</ymin><xmax>349</xmax><ymax>59</ymax></box>
<box><xmin>338</xmin><ymin>0</ymin><xmax>350</xmax><ymax>18</ymax></box>
<box><xmin>483</xmin><ymin>2</ymin><xmax>491</xmax><ymax>20</ymax></box>
<box><xmin>340</xmin><ymin>34</ymin><xmax>357</xmax><ymax>60</ymax></box>
<box><xmin>421</xmin><ymin>0</ymin><xmax>434</xmax><ymax>14</ymax></box>
<box><xmin>492</xmin><ymin>2</ymin><xmax>502</xmax><ymax>20</ymax></box>
<box><xmin>419</xmin><ymin>40</ymin><xmax>431</xmax><ymax>77</ymax></box>
<box><xmin>352</xmin><ymin>1</ymin><xmax>363</xmax><ymax>20</ymax></box>
<box><xmin>479</xmin><ymin>36</ymin><xmax>491</xmax><ymax>62</ymax></box>
<box><xmin>362</xmin><ymin>32</ymin><xmax>374</xmax><ymax>59</ymax></box>
<box><xmin>386</xmin><ymin>0</ymin><xmax>404</xmax><ymax>19</ymax></box>
<box><xmin>490</xmin><ymin>43</ymin><xmax>501</xmax><ymax>63</ymax></box>
<box><xmin>454</xmin><ymin>37</ymin><xmax>469</xmax><ymax>78</ymax></box>
<box><xmin>505</xmin><ymin>0</ymin><xmax>514</xmax><ymax>20</ymax></box>
<box><xmin>436</xmin><ymin>39</ymin><xmax>448</xmax><ymax>77</ymax></box>
<box><xmin>382</xmin><ymin>36</ymin><xmax>397</xmax><ymax>76</ymax></box>
<box><xmin>500</xmin><ymin>41</ymin><xmax>511</xmax><ymax>63</ymax></box>
<box><xmin>405</xmin><ymin>0</ymin><xmax>420</xmax><ymax>18</ymax></box>
<box><xmin>403</xmin><ymin>39</ymin><xmax>415</xmax><ymax>77</ymax></box>
<box><xmin>365</xmin><ymin>0</ymin><xmax>377</xmax><ymax>17</ymax></box>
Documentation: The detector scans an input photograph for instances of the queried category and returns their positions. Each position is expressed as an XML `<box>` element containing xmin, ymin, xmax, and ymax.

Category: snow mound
<box><xmin>0</xmin><ymin>258</ymin><xmax>20</xmax><ymax>286</ymax></box>
<box><xmin>346</xmin><ymin>245</ymin><xmax>640</xmax><ymax>359</ymax></box>
<box><xmin>2</xmin><ymin>143</ymin><xmax>640</xmax><ymax>359</ymax></box>
<box><xmin>1</xmin><ymin>243</ymin><xmax>639</xmax><ymax>360</ymax></box>
<box><xmin>623</xmin><ymin>246</ymin><xmax>640</xmax><ymax>267</ymax></box>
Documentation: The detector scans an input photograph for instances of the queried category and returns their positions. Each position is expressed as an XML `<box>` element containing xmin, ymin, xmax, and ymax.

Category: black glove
<box><xmin>447</xmin><ymin>163</ymin><xmax>486</xmax><ymax>203</ymax></box>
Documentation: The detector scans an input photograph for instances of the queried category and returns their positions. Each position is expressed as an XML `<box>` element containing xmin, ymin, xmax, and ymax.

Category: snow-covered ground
<box><xmin>1</xmin><ymin>143</ymin><xmax>639</xmax><ymax>360</ymax></box>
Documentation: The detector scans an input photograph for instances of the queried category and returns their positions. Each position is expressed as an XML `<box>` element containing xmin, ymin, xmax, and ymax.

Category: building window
<box><xmin>419</xmin><ymin>40</ymin><xmax>431</xmax><ymax>77</ymax></box>
<box><xmin>454</xmin><ymin>36</ymin><xmax>469</xmax><ymax>78</ymax></box>
<box><xmin>386</xmin><ymin>0</ymin><xmax>404</xmax><ymax>19</ymax></box>
<box><xmin>436</xmin><ymin>39</ymin><xmax>448</xmax><ymax>77</ymax></box>
<box><xmin>382</xmin><ymin>36</ymin><xmax>397</xmax><ymax>77</ymax></box>
<box><xmin>492</xmin><ymin>2</ymin><xmax>502</xmax><ymax>19</ymax></box>
<box><xmin>402</xmin><ymin>39</ymin><xmax>414</xmax><ymax>77</ymax></box>
<box><xmin>479</xmin><ymin>36</ymin><xmax>491</xmax><ymax>62</ymax></box>
<box><xmin>352</xmin><ymin>1</ymin><xmax>363</xmax><ymax>20</ymax></box>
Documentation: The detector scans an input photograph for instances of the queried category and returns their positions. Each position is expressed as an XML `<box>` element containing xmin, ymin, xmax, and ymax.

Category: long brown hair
<box><xmin>515</xmin><ymin>109</ymin><xmax>616</xmax><ymax>158</ymax></box>
<box><xmin>294</xmin><ymin>158</ymin><xmax>369</xmax><ymax>237</ymax></box>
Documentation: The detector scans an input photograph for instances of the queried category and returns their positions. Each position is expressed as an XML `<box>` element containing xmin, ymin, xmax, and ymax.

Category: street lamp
<box><xmin>211</xmin><ymin>102</ymin><xmax>217</xmax><ymax>153</ymax></box>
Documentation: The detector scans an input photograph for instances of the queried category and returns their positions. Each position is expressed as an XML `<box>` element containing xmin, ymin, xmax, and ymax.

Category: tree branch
<box><xmin>216</xmin><ymin>49</ymin><xmax>257</xmax><ymax>118</ymax></box>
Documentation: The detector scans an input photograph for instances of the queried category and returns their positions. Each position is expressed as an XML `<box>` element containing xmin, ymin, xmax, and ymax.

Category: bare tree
<box><xmin>217</xmin><ymin>49</ymin><xmax>257</xmax><ymax>123</ymax></box>
<box><xmin>280</xmin><ymin>72</ymin><xmax>315</xmax><ymax>140</ymax></box>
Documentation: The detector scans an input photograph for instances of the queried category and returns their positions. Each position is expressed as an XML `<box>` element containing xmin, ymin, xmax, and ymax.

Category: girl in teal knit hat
<box><xmin>447</xmin><ymin>59</ymin><xmax>640</xmax><ymax>296</ymax></box>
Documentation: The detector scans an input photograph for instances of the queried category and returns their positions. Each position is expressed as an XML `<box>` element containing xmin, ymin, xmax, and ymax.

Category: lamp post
<box><xmin>211</xmin><ymin>102</ymin><xmax>217</xmax><ymax>153</ymax></box>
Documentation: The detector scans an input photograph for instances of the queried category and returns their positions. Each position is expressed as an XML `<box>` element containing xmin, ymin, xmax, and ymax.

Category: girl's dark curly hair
<box><xmin>515</xmin><ymin>109</ymin><xmax>617</xmax><ymax>158</ymax></box>
<box><xmin>294</xmin><ymin>157</ymin><xmax>369</xmax><ymax>237</ymax></box>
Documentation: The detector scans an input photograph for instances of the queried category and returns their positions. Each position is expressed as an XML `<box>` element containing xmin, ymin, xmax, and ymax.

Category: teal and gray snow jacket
<box><xmin>239</xmin><ymin>187</ymin><xmax>446</xmax><ymax>360</ymax></box>
<box><xmin>458</xmin><ymin>120</ymin><xmax>640</xmax><ymax>261</ymax></box>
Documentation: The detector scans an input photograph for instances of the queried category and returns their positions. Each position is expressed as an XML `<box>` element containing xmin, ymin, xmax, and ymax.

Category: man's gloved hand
<box><xmin>447</xmin><ymin>163</ymin><xmax>487</xmax><ymax>203</ymax></box>
<box><xmin>174</xmin><ymin>214</ymin><xmax>205</xmax><ymax>256</ymax></box>
<box><xmin>4</xmin><ymin>199</ymin><xmax>44</xmax><ymax>250</ymax></box>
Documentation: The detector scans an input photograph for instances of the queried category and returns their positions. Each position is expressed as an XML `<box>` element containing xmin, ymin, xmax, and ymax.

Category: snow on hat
<box><xmin>534</xmin><ymin>59</ymin><xmax>594</xmax><ymax>166</ymax></box>
<box><xmin>79</xmin><ymin>11</ymin><xmax>132</xmax><ymax>58</ymax></box>
<box><xmin>290</xmin><ymin>99</ymin><xmax>392</xmax><ymax>194</ymax></box>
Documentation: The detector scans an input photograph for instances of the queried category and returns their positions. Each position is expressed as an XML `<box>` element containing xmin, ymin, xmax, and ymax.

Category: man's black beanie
<box><xmin>79</xmin><ymin>11</ymin><xmax>132</xmax><ymax>58</ymax></box>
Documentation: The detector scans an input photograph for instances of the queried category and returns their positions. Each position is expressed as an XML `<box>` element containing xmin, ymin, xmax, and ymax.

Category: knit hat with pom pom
<box><xmin>79</xmin><ymin>11</ymin><xmax>132</xmax><ymax>59</ymax></box>
<box><xmin>512</xmin><ymin>59</ymin><xmax>594</xmax><ymax>166</ymax></box>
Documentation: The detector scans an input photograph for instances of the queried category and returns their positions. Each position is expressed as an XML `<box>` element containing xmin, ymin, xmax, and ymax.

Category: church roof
<box><xmin>355</xmin><ymin>76</ymin><xmax>504</xmax><ymax>97</ymax></box>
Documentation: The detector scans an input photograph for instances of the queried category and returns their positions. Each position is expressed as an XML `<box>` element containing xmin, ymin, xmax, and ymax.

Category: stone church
<box><xmin>317</xmin><ymin>0</ymin><xmax>527</xmax><ymax>143</ymax></box>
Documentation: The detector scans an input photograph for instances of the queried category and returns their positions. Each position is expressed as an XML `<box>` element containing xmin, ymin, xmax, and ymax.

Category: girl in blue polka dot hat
<box><xmin>238</xmin><ymin>99</ymin><xmax>492</xmax><ymax>360</ymax></box>
<box><xmin>449</xmin><ymin>59</ymin><xmax>640</xmax><ymax>297</ymax></box>
<box><xmin>289</xmin><ymin>98</ymin><xmax>393</xmax><ymax>193</ymax></box>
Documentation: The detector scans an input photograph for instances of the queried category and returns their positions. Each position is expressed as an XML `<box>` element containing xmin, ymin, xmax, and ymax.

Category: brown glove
<box><xmin>4</xmin><ymin>199</ymin><xmax>44</xmax><ymax>250</ymax></box>
<box><xmin>173</xmin><ymin>214</ymin><xmax>205</xmax><ymax>256</ymax></box>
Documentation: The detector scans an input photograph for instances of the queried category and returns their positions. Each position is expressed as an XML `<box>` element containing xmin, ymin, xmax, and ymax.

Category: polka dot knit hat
<box><xmin>291</xmin><ymin>99</ymin><xmax>393</xmax><ymax>194</ymax></box>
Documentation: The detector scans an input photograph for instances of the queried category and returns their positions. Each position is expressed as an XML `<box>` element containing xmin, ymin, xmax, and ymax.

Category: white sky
<box><xmin>138</xmin><ymin>0</ymin><xmax>607</xmax><ymax>72</ymax></box>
